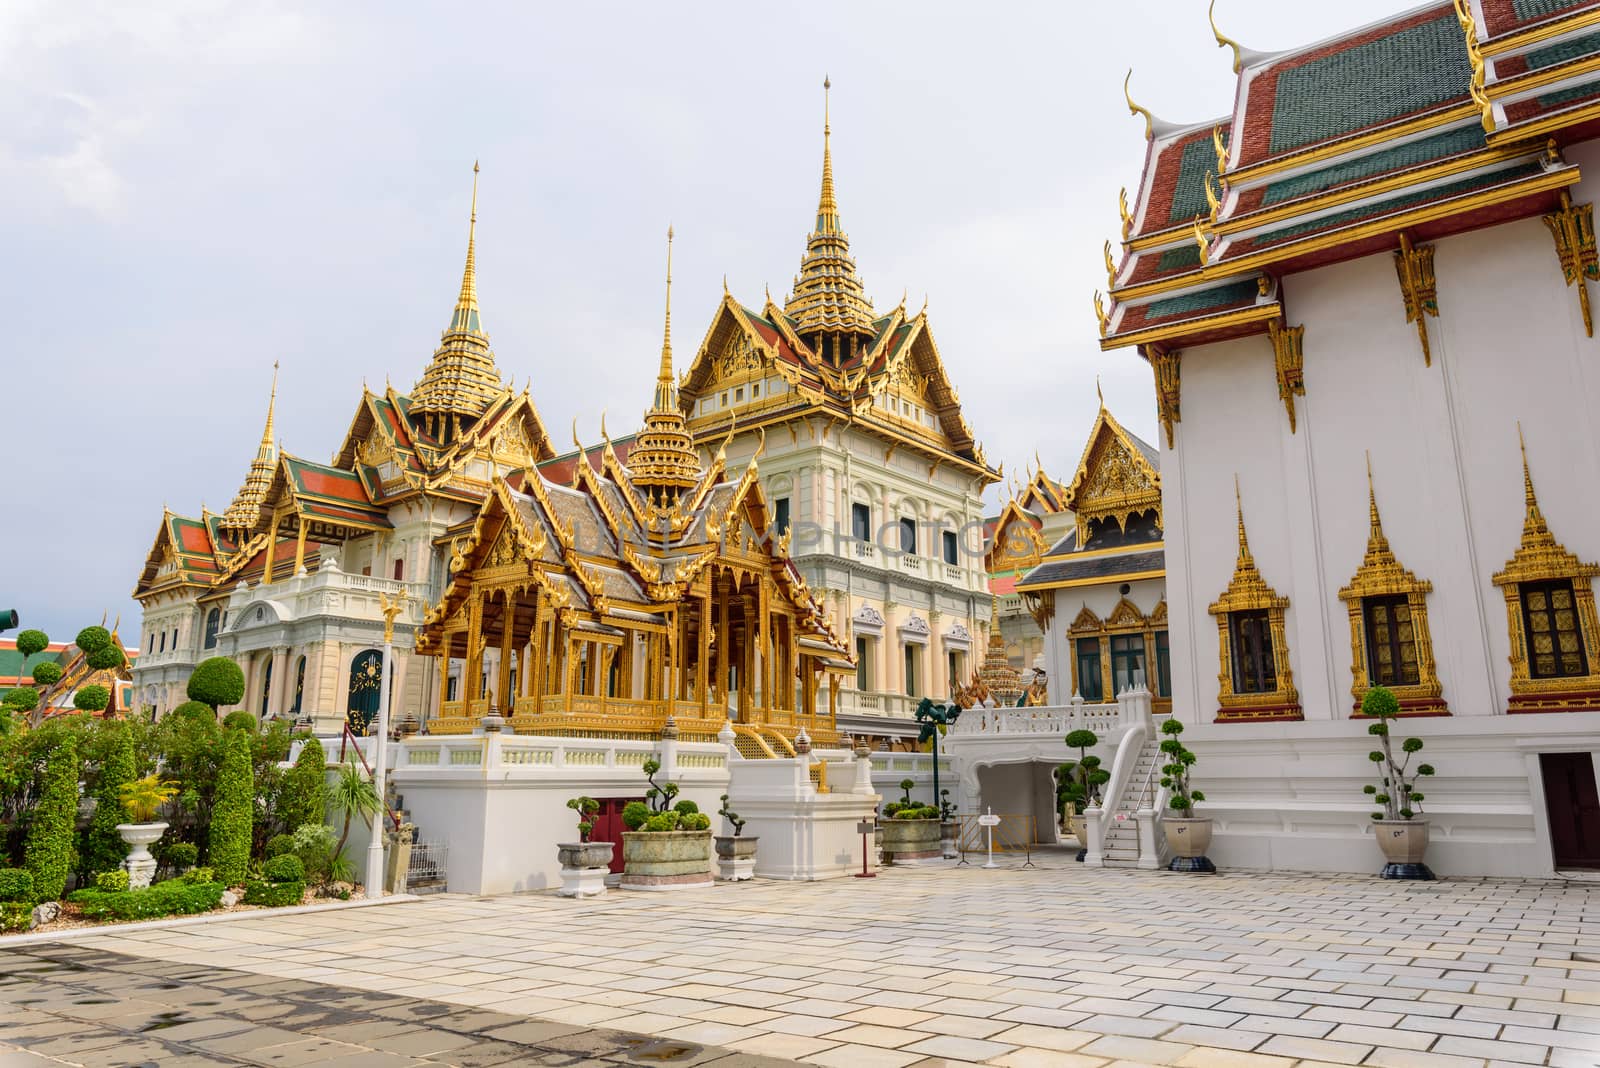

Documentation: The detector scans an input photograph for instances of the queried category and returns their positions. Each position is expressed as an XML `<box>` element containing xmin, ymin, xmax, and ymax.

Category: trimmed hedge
<box><xmin>0</xmin><ymin>867</ymin><xmax>35</xmax><ymax>903</ymax></box>
<box><xmin>81</xmin><ymin>723</ymin><xmax>135</xmax><ymax>877</ymax></box>
<box><xmin>25</xmin><ymin>735</ymin><xmax>80</xmax><ymax>900</ymax></box>
<box><xmin>75</xmin><ymin>626</ymin><xmax>112</xmax><ymax>654</ymax></box>
<box><xmin>74</xmin><ymin>684</ymin><xmax>110</xmax><ymax>712</ymax></box>
<box><xmin>209</xmin><ymin>728</ymin><xmax>253</xmax><ymax>884</ymax></box>
<box><xmin>221</xmin><ymin>710</ymin><xmax>256</xmax><ymax>733</ymax></box>
<box><xmin>67</xmin><ymin>880</ymin><xmax>225</xmax><ymax>921</ymax></box>
<box><xmin>165</xmin><ymin>842</ymin><xmax>198</xmax><ymax>870</ymax></box>
<box><xmin>15</xmin><ymin>629</ymin><xmax>49</xmax><ymax>659</ymax></box>
<box><xmin>262</xmin><ymin>854</ymin><xmax>304</xmax><ymax>884</ymax></box>
<box><xmin>243</xmin><ymin>879</ymin><xmax>304</xmax><ymax>907</ymax></box>
<box><xmin>0</xmin><ymin>903</ymin><xmax>30</xmax><ymax>932</ymax></box>
<box><xmin>95</xmin><ymin>870</ymin><xmax>130</xmax><ymax>892</ymax></box>
<box><xmin>187</xmin><ymin>657</ymin><xmax>245</xmax><ymax>710</ymax></box>
<box><xmin>264</xmin><ymin>834</ymin><xmax>295</xmax><ymax>859</ymax></box>
<box><xmin>30</xmin><ymin>661</ymin><xmax>62</xmax><ymax>687</ymax></box>
<box><xmin>275</xmin><ymin>738</ymin><xmax>327</xmax><ymax>835</ymax></box>
<box><xmin>86</xmin><ymin>645</ymin><xmax>124</xmax><ymax>671</ymax></box>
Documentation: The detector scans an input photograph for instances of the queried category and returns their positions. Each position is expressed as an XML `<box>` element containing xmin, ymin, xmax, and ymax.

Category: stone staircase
<box><xmin>1102</xmin><ymin>737</ymin><xmax>1162</xmax><ymax>869</ymax></box>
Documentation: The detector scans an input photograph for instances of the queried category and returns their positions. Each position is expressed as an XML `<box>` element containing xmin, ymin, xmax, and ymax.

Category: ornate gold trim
<box><xmin>1065</xmin><ymin>403</ymin><xmax>1162</xmax><ymax>543</ymax></box>
<box><xmin>1542</xmin><ymin>192</ymin><xmax>1598</xmax><ymax>338</ymax></box>
<box><xmin>1270</xmin><ymin>321</ymin><xmax>1305</xmax><ymax>433</ymax></box>
<box><xmin>1491</xmin><ymin>426</ymin><xmax>1600</xmax><ymax>712</ymax></box>
<box><xmin>1394</xmin><ymin>234</ymin><xmax>1439</xmax><ymax>366</ymax></box>
<box><xmin>1208</xmin><ymin>481</ymin><xmax>1301</xmax><ymax>721</ymax></box>
<box><xmin>1336</xmin><ymin>457</ymin><xmax>1447</xmax><ymax>715</ymax></box>
<box><xmin>1148</xmin><ymin>346</ymin><xmax>1181</xmax><ymax>449</ymax></box>
<box><xmin>1453</xmin><ymin>0</ymin><xmax>1495</xmax><ymax>135</ymax></box>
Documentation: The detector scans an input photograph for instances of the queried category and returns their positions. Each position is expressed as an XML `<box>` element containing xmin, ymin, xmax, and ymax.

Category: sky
<box><xmin>0</xmin><ymin>0</ymin><xmax>1414</xmax><ymax>640</ymax></box>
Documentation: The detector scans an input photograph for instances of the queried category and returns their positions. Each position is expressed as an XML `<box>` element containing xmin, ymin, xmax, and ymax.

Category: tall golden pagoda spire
<box><xmin>411</xmin><ymin>161</ymin><xmax>505</xmax><ymax>444</ymax></box>
<box><xmin>1518</xmin><ymin>423</ymin><xmax>1549</xmax><ymax>539</ymax></box>
<box><xmin>784</xmin><ymin>76</ymin><xmax>877</xmax><ymax>348</ymax></box>
<box><xmin>222</xmin><ymin>362</ymin><xmax>280</xmax><ymax>534</ymax></box>
<box><xmin>628</xmin><ymin>227</ymin><xmax>702</xmax><ymax>505</ymax></box>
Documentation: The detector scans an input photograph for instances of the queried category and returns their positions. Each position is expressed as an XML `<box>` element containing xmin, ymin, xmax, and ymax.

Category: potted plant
<box><xmin>938</xmin><ymin>789</ymin><xmax>959</xmax><ymax>859</ymax></box>
<box><xmin>1061</xmin><ymin>730</ymin><xmax>1108</xmax><ymax>860</ymax></box>
<box><xmin>1362</xmin><ymin>685</ymin><xmax>1436</xmax><ymax>880</ymax></box>
<box><xmin>881</xmin><ymin>779</ymin><xmax>941</xmax><ymax>863</ymax></box>
<box><xmin>714</xmin><ymin>794</ymin><xmax>758</xmax><ymax>881</ymax></box>
<box><xmin>1158</xmin><ymin>719</ymin><xmax>1213</xmax><ymax>872</ymax></box>
<box><xmin>117</xmin><ymin>775</ymin><xmax>178</xmax><ymax>890</ymax></box>
<box><xmin>620</xmin><ymin>758</ymin><xmax>713</xmax><ymax>890</ymax></box>
<box><xmin>557</xmin><ymin>795</ymin><xmax>613</xmax><ymax>898</ymax></box>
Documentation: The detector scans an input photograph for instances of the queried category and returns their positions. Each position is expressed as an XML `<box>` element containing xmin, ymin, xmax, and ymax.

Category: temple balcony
<box><xmin>222</xmin><ymin>559</ymin><xmax>426</xmax><ymax>635</ymax></box>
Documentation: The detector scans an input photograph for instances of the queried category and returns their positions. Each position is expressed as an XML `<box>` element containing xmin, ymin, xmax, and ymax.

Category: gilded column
<box><xmin>464</xmin><ymin>591</ymin><xmax>484</xmax><ymax>713</ymax></box>
<box><xmin>496</xmin><ymin>590</ymin><xmax>515</xmax><ymax>712</ymax></box>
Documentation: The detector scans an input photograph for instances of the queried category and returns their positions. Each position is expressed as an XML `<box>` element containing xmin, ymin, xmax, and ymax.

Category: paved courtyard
<box><xmin>6</xmin><ymin>856</ymin><xmax>1600</xmax><ymax>1067</ymax></box>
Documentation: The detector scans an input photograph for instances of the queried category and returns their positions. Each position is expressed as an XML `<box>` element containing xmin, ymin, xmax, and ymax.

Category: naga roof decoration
<box><xmin>1100</xmin><ymin>1</ymin><xmax>1600</xmax><ymax>355</ymax></box>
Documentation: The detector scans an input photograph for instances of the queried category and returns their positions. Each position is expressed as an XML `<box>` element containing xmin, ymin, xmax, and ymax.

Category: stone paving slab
<box><xmin>8</xmin><ymin>856</ymin><xmax>1600</xmax><ymax>1066</ymax></box>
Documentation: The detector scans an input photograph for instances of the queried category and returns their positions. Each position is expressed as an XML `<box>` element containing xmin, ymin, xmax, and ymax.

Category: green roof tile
<box><xmin>1157</xmin><ymin>244</ymin><xmax>1202</xmax><ymax>273</ymax></box>
<box><xmin>1269</xmin><ymin>15</ymin><xmax>1471</xmax><ymax>157</ymax></box>
<box><xmin>1262</xmin><ymin>125</ymin><xmax>1486</xmax><ymax>206</ymax></box>
<box><xmin>1144</xmin><ymin>279</ymin><xmax>1259</xmax><ymax>321</ymax></box>
<box><xmin>1168</xmin><ymin>134</ymin><xmax>1226</xmax><ymax>225</ymax></box>
<box><xmin>1526</xmin><ymin>30</ymin><xmax>1600</xmax><ymax>71</ymax></box>
<box><xmin>1514</xmin><ymin>0</ymin><xmax>1588</xmax><ymax>20</ymax></box>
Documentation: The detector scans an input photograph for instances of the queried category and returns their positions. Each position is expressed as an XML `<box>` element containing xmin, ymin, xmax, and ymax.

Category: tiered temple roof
<box><xmin>1099</xmin><ymin>1</ymin><xmax>1600</xmax><ymax>355</ymax></box>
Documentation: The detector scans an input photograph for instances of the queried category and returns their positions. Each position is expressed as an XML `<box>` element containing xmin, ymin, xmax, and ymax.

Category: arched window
<box><xmin>203</xmin><ymin>608</ymin><xmax>221</xmax><ymax>650</ymax></box>
<box><xmin>347</xmin><ymin>649</ymin><xmax>383</xmax><ymax>735</ymax></box>
<box><xmin>291</xmin><ymin>655</ymin><xmax>306</xmax><ymax>717</ymax></box>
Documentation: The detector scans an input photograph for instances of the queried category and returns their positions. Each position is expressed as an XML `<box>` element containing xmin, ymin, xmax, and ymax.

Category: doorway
<box><xmin>1541</xmin><ymin>752</ymin><xmax>1600</xmax><ymax>869</ymax></box>
<box><xmin>589</xmin><ymin>798</ymin><xmax>646</xmax><ymax>874</ymax></box>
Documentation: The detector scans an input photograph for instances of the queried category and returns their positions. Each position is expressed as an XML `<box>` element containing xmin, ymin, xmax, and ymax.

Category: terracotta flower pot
<box><xmin>1163</xmin><ymin>816</ymin><xmax>1215</xmax><ymax>873</ymax></box>
<box><xmin>620</xmin><ymin>830</ymin><xmax>713</xmax><ymax>890</ymax></box>
<box><xmin>1374</xmin><ymin>819</ymin><xmax>1434</xmax><ymax>880</ymax></box>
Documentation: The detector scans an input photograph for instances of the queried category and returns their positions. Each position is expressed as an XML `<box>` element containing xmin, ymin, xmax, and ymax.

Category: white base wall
<box><xmin>729</xmin><ymin>752</ymin><xmax>881</xmax><ymax>880</ymax></box>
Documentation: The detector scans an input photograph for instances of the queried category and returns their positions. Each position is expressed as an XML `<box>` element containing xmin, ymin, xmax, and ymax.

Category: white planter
<box><xmin>116</xmin><ymin>821</ymin><xmax>168</xmax><ymax>890</ymax></box>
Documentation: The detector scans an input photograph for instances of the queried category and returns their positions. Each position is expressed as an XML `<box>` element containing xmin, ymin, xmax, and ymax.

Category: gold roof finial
<box><xmin>1124</xmin><ymin>70</ymin><xmax>1154</xmax><ymax>140</ymax></box>
<box><xmin>221</xmin><ymin>362</ymin><xmax>281</xmax><ymax>534</ymax></box>
<box><xmin>1234</xmin><ymin>474</ymin><xmax>1253</xmax><ymax>563</ymax></box>
<box><xmin>1193</xmin><ymin>219</ymin><xmax>1212</xmax><ymax>262</ymax></box>
<box><xmin>1209</xmin><ymin>0</ymin><xmax>1245</xmax><ymax>74</ymax></box>
<box><xmin>819</xmin><ymin>75</ymin><xmax>836</xmax><ymax>229</ymax></box>
<box><xmin>1096</xmin><ymin>374</ymin><xmax>1104</xmax><ymax>410</ymax></box>
<box><xmin>262</xmin><ymin>360</ymin><xmax>279</xmax><ymax>452</ymax></box>
<box><xmin>1212</xmin><ymin>124</ymin><xmax>1229</xmax><ymax>177</ymax></box>
<box><xmin>628</xmin><ymin>226</ymin><xmax>702</xmax><ymax>500</ymax></box>
<box><xmin>452</xmin><ymin>160</ymin><xmax>482</xmax><ymax>334</ymax></box>
<box><xmin>653</xmin><ymin>225</ymin><xmax>676</xmax><ymax>412</ymax></box>
<box><xmin>1517</xmin><ymin>422</ymin><xmax>1547</xmax><ymax>535</ymax></box>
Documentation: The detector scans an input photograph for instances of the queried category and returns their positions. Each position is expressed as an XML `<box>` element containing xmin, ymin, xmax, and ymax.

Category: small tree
<box><xmin>73</xmin><ymin>685</ymin><xmax>110</xmax><ymax>714</ymax></box>
<box><xmin>717</xmin><ymin>794</ymin><xmax>746</xmax><ymax>837</ymax></box>
<box><xmin>187</xmin><ymin>657</ymin><xmax>245</xmax><ymax>711</ymax></box>
<box><xmin>209</xmin><ymin>727</ymin><xmax>253</xmax><ymax>884</ymax></box>
<box><xmin>24</xmin><ymin>735</ymin><xmax>79</xmax><ymax>900</ymax></box>
<box><xmin>1362</xmin><ymin>685</ymin><xmax>1434</xmax><ymax>821</ymax></box>
<box><xmin>30</xmin><ymin>662</ymin><xmax>62</xmax><ymax>688</ymax></box>
<box><xmin>15</xmin><ymin>630</ymin><xmax>49</xmax><ymax>662</ymax></box>
<box><xmin>75</xmin><ymin>627</ymin><xmax>112</xmax><ymax>656</ymax></box>
<box><xmin>80</xmin><ymin>724</ymin><xmax>135</xmax><ymax>876</ymax></box>
<box><xmin>329</xmin><ymin>757</ymin><xmax>381</xmax><ymax>862</ymax></box>
<box><xmin>1158</xmin><ymin>718</ymin><xmax>1205</xmax><ymax>814</ymax></box>
<box><xmin>1062</xmin><ymin>729</ymin><xmax>1109</xmax><ymax>808</ymax></box>
<box><xmin>642</xmin><ymin>757</ymin><xmax>680</xmax><ymax>813</ymax></box>
<box><xmin>567</xmin><ymin>796</ymin><xmax>600</xmax><ymax>842</ymax></box>
<box><xmin>274</xmin><ymin>738</ymin><xmax>327</xmax><ymax>837</ymax></box>
<box><xmin>86</xmin><ymin>645</ymin><xmax>124</xmax><ymax>672</ymax></box>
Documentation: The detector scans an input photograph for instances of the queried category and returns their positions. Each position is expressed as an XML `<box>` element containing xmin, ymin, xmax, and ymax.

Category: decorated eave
<box><xmin>133</xmin><ymin>510</ymin><xmax>226</xmax><ymax>596</ymax></box>
<box><xmin>1099</xmin><ymin>1</ymin><xmax>1600</xmax><ymax>357</ymax></box>
<box><xmin>1064</xmin><ymin>404</ymin><xmax>1162</xmax><ymax>542</ymax></box>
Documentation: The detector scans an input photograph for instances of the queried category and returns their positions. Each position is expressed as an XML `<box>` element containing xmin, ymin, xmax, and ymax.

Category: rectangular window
<box><xmin>1229</xmin><ymin>610</ymin><xmax>1278</xmax><ymax>694</ymax></box>
<box><xmin>446</xmin><ymin>675</ymin><xmax>458</xmax><ymax>702</ymax></box>
<box><xmin>1110</xmin><ymin>633</ymin><xmax>1146</xmax><ymax>696</ymax></box>
<box><xmin>856</xmin><ymin>636</ymin><xmax>871</xmax><ymax>691</ymax></box>
<box><xmin>1523</xmin><ymin>579</ymin><xmax>1589</xmax><ymax>679</ymax></box>
<box><xmin>774</xmin><ymin>497</ymin><xmax>791</xmax><ymax>537</ymax></box>
<box><xmin>158</xmin><ymin>631</ymin><xmax>166</xmax><ymax>653</ymax></box>
<box><xmin>752</xmin><ymin>383</ymin><xmax>760</xmax><ymax>397</ymax></box>
<box><xmin>1155</xmin><ymin>630</ymin><xmax>1171</xmax><ymax>697</ymax></box>
<box><xmin>720</xmin><ymin>391</ymin><xmax>728</xmax><ymax>406</ymax></box>
<box><xmin>1075</xmin><ymin>637</ymin><xmax>1103</xmax><ymax>702</ymax></box>
<box><xmin>734</xmin><ymin>387</ymin><xmax>744</xmax><ymax>402</ymax></box>
<box><xmin>942</xmin><ymin>529</ymin><xmax>958</xmax><ymax>565</ymax></box>
<box><xmin>1362</xmin><ymin>595</ymin><xmax>1420</xmax><ymax>686</ymax></box>
<box><xmin>393</xmin><ymin>558</ymin><xmax>405</xmax><ymax>581</ymax></box>
<box><xmin>148</xmin><ymin>634</ymin><xmax>154</xmax><ymax>654</ymax></box>
<box><xmin>903</xmin><ymin>644</ymin><xmax>919</xmax><ymax>697</ymax></box>
<box><xmin>947</xmin><ymin>650</ymin><xmax>960</xmax><ymax>691</ymax></box>
<box><xmin>898</xmin><ymin>517</ymin><xmax>917</xmax><ymax>555</ymax></box>
<box><xmin>851</xmin><ymin>502</ymin><xmax>872</xmax><ymax>543</ymax></box>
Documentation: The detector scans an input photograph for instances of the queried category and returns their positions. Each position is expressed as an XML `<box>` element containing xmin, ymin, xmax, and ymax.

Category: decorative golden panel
<box><xmin>1542</xmin><ymin>191</ymin><xmax>1598</xmax><ymax>337</ymax></box>
<box><xmin>1336</xmin><ymin>459</ymin><xmax>1447</xmax><ymax>715</ymax></box>
<box><xmin>1393</xmin><ymin>234</ymin><xmax>1439</xmax><ymax>366</ymax></box>
<box><xmin>1148</xmin><ymin>346</ymin><xmax>1180</xmax><ymax>450</ymax></box>
<box><xmin>1269</xmin><ymin>321</ymin><xmax>1306</xmax><ymax>433</ymax></box>
<box><xmin>1067</xmin><ymin>406</ymin><xmax>1162</xmax><ymax>543</ymax></box>
<box><xmin>1207</xmin><ymin>483</ymin><xmax>1301</xmax><ymax>721</ymax></box>
<box><xmin>1491</xmin><ymin>428</ymin><xmax>1600</xmax><ymax>712</ymax></box>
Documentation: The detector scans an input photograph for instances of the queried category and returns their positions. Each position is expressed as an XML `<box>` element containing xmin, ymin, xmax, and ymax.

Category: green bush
<box><xmin>86</xmin><ymin>645</ymin><xmax>125</xmax><ymax>672</ymax></box>
<box><xmin>30</xmin><ymin>662</ymin><xmax>62</xmax><ymax>687</ymax></box>
<box><xmin>177</xmin><ymin>866</ymin><xmax>215</xmax><ymax>885</ymax></box>
<box><xmin>187</xmin><ymin>658</ymin><xmax>245</xmax><ymax>710</ymax></box>
<box><xmin>0</xmin><ymin>902</ymin><xmax>31</xmax><ymax>931</ymax></box>
<box><xmin>1362</xmin><ymin>684</ymin><xmax>1434</xmax><ymax>821</ymax></box>
<box><xmin>1159</xmin><ymin>718</ymin><xmax>1205</xmax><ymax>814</ymax></box>
<box><xmin>243</xmin><ymin>879</ymin><xmax>304</xmax><ymax>907</ymax></box>
<box><xmin>25</xmin><ymin>734</ymin><xmax>80</xmax><ymax>900</ymax></box>
<box><xmin>262</xmin><ymin>854</ymin><xmax>305</xmax><ymax>884</ymax></box>
<box><xmin>74</xmin><ymin>626</ymin><xmax>112</xmax><ymax>655</ymax></box>
<box><xmin>274</xmin><ymin>738</ymin><xmax>327</xmax><ymax>836</ymax></box>
<box><xmin>0</xmin><ymin>868</ymin><xmax>35</xmax><ymax>903</ymax></box>
<box><xmin>170</xmin><ymin>700</ymin><xmax>217</xmax><ymax>722</ymax></box>
<box><xmin>680</xmin><ymin>812</ymin><xmax>711</xmax><ymax>831</ymax></box>
<box><xmin>290</xmin><ymin>823</ymin><xmax>337</xmax><ymax>884</ymax></box>
<box><xmin>893</xmin><ymin>805</ymin><xmax>939</xmax><ymax>820</ymax></box>
<box><xmin>165</xmin><ymin>842</ymin><xmax>198</xmax><ymax>870</ymax></box>
<box><xmin>265</xmin><ymin>834</ymin><xmax>295</xmax><ymax>859</ymax></box>
<box><xmin>15</xmin><ymin>629</ymin><xmax>49</xmax><ymax>659</ymax></box>
<box><xmin>72</xmin><ymin>684</ymin><xmax>110</xmax><ymax>713</ymax></box>
<box><xmin>221</xmin><ymin>710</ymin><xmax>256</xmax><ymax>733</ymax></box>
<box><xmin>4</xmin><ymin>686</ymin><xmax>39</xmax><ymax>713</ymax></box>
<box><xmin>621</xmin><ymin>801</ymin><xmax>651</xmax><ymax>831</ymax></box>
<box><xmin>673</xmin><ymin>799</ymin><xmax>699</xmax><ymax>816</ymax></box>
<box><xmin>95</xmin><ymin>870</ymin><xmax>130</xmax><ymax>892</ymax></box>
<box><xmin>208</xmin><ymin>728</ymin><xmax>253</xmax><ymax>884</ymax></box>
<box><xmin>80</xmin><ymin>724</ymin><xmax>135</xmax><ymax>877</ymax></box>
<box><xmin>68</xmin><ymin>880</ymin><xmax>224</xmax><ymax>920</ymax></box>
<box><xmin>642</xmin><ymin>811</ymin><xmax>679</xmax><ymax>832</ymax></box>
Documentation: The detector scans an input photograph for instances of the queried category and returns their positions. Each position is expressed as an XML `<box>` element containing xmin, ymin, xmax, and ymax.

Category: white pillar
<box><xmin>364</xmin><ymin>639</ymin><xmax>391</xmax><ymax>898</ymax></box>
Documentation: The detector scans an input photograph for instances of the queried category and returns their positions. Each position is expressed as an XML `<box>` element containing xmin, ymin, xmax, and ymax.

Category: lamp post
<box><xmin>367</xmin><ymin>589</ymin><xmax>408</xmax><ymax>899</ymax></box>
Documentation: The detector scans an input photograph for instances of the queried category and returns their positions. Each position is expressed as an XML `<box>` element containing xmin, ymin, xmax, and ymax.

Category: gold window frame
<box><xmin>1068</xmin><ymin>604</ymin><xmax>1106</xmax><ymax>701</ymax></box>
<box><xmin>1492</xmin><ymin>430</ymin><xmax>1600</xmax><ymax>712</ymax></box>
<box><xmin>1207</xmin><ymin>484</ymin><xmax>1301</xmax><ymax>722</ymax></box>
<box><xmin>1336</xmin><ymin>462</ymin><xmax>1447</xmax><ymax>715</ymax></box>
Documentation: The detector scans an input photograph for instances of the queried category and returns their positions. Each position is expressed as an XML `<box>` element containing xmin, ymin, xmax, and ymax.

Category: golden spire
<box><xmin>1518</xmin><ymin>422</ymin><xmax>1548</xmax><ymax>536</ymax></box>
<box><xmin>654</xmin><ymin>225</ymin><xmax>676</xmax><ymax>411</ymax></box>
<box><xmin>1234</xmin><ymin>474</ymin><xmax>1252</xmax><ymax>564</ymax></box>
<box><xmin>222</xmin><ymin>362</ymin><xmax>280</xmax><ymax>534</ymax></box>
<box><xmin>1365</xmin><ymin>452</ymin><xmax>1391</xmax><ymax>552</ymax></box>
<box><xmin>628</xmin><ymin>226</ymin><xmax>702</xmax><ymax>504</ymax></box>
<box><xmin>411</xmin><ymin>161</ymin><xmax>503</xmax><ymax>435</ymax></box>
<box><xmin>818</xmin><ymin>76</ymin><xmax>837</xmax><ymax>234</ymax></box>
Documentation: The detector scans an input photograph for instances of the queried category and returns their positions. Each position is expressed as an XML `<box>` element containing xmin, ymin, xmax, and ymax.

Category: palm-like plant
<box><xmin>119</xmin><ymin>775</ymin><xmax>178</xmax><ymax>823</ymax></box>
<box><xmin>329</xmin><ymin>757</ymin><xmax>381</xmax><ymax>860</ymax></box>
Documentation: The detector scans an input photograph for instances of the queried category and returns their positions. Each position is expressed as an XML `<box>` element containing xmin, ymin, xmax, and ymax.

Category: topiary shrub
<box><xmin>243</xmin><ymin>879</ymin><xmax>304</xmax><ymax>907</ymax></box>
<box><xmin>0</xmin><ymin>903</ymin><xmax>32</xmax><ymax>932</ymax></box>
<box><xmin>221</xmin><ymin>710</ymin><xmax>255</xmax><ymax>733</ymax></box>
<box><xmin>275</xmin><ymin>738</ymin><xmax>327</xmax><ymax>839</ymax></box>
<box><xmin>4</xmin><ymin>686</ymin><xmax>39</xmax><ymax>714</ymax></box>
<box><xmin>86</xmin><ymin>645</ymin><xmax>124</xmax><ymax>672</ymax></box>
<box><xmin>15</xmin><ymin>629</ymin><xmax>49</xmax><ymax>660</ymax></box>
<box><xmin>1362</xmin><ymin>684</ymin><xmax>1434</xmax><ymax>821</ymax></box>
<box><xmin>74</xmin><ymin>684</ymin><xmax>110</xmax><ymax>713</ymax></box>
<box><xmin>208</xmin><ymin>728</ymin><xmax>253</xmax><ymax>884</ymax></box>
<box><xmin>566</xmin><ymin>795</ymin><xmax>599</xmax><ymax>842</ymax></box>
<box><xmin>672</xmin><ymin>799</ymin><xmax>699</xmax><ymax>816</ymax></box>
<box><xmin>95</xmin><ymin>870</ymin><xmax>130</xmax><ymax>892</ymax></box>
<box><xmin>165</xmin><ymin>842</ymin><xmax>198</xmax><ymax>871</ymax></box>
<box><xmin>643</xmin><ymin>811</ymin><xmax>680</xmax><ymax>832</ymax></box>
<box><xmin>30</xmin><ymin>662</ymin><xmax>62</xmax><ymax>687</ymax></box>
<box><xmin>187</xmin><ymin>658</ymin><xmax>245</xmax><ymax>711</ymax></box>
<box><xmin>67</xmin><ymin>880</ymin><xmax>225</xmax><ymax>920</ymax></box>
<box><xmin>170</xmin><ymin>699</ymin><xmax>218</xmax><ymax>722</ymax></box>
<box><xmin>262</xmin><ymin>854</ymin><xmax>305</xmax><ymax>884</ymax></box>
<box><xmin>0</xmin><ymin>868</ymin><xmax>35</xmax><ymax>903</ymax></box>
<box><xmin>75</xmin><ymin>627</ymin><xmax>112</xmax><ymax>655</ymax></box>
<box><xmin>1159</xmin><ymin>718</ymin><xmax>1205</xmax><ymax>815</ymax></box>
<box><xmin>265</xmin><ymin>834</ymin><xmax>295</xmax><ymax>859</ymax></box>
<box><xmin>80</xmin><ymin>723</ymin><xmax>135</xmax><ymax>877</ymax></box>
<box><xmin>621</xmin><ymin>801</ymin><xmax>652</xmax><ymax>831</ymax></box>
<box><xmin>680</xmin><ymin>812</ymin><xmax>711</xmax><ymax>831</ymax></box>
<box><xmin>177</xmin><ymin>865</ymin><xmax>215</xmax><ymax>885</ymax></box>
<box><xmin>25</xmin><ymin>734</ymin><xmax>80</xmax><ymax>900</ymax></box>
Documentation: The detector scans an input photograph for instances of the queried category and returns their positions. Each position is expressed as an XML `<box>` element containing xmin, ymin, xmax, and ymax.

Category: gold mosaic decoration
<box><xmin>1208</xmin><ymin>481</ymin><xmax>1301</xmax><ymax>721</ymax></box>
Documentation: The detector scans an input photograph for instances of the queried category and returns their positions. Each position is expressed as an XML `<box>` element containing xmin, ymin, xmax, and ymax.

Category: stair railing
<box><xmin>1133</xmin><ymin>740</ymin><xmax>1169</xmax><ymax>870</ymax></box>
<box><xmin>1083</xmin><ymin>716</ymin><xmax>1149</xmax><ymax>867</ymax></box>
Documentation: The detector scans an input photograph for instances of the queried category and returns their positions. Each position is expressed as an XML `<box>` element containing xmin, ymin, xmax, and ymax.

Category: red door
<box><xmin>1542</xmin><ymin>752</ymin><xmax>1600</xmax><ymax>870</ymax></box>
<box><xmin>590</xmin><ymin>798</ymin><xmax>644</xmax><ymax>874</ymax></box>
